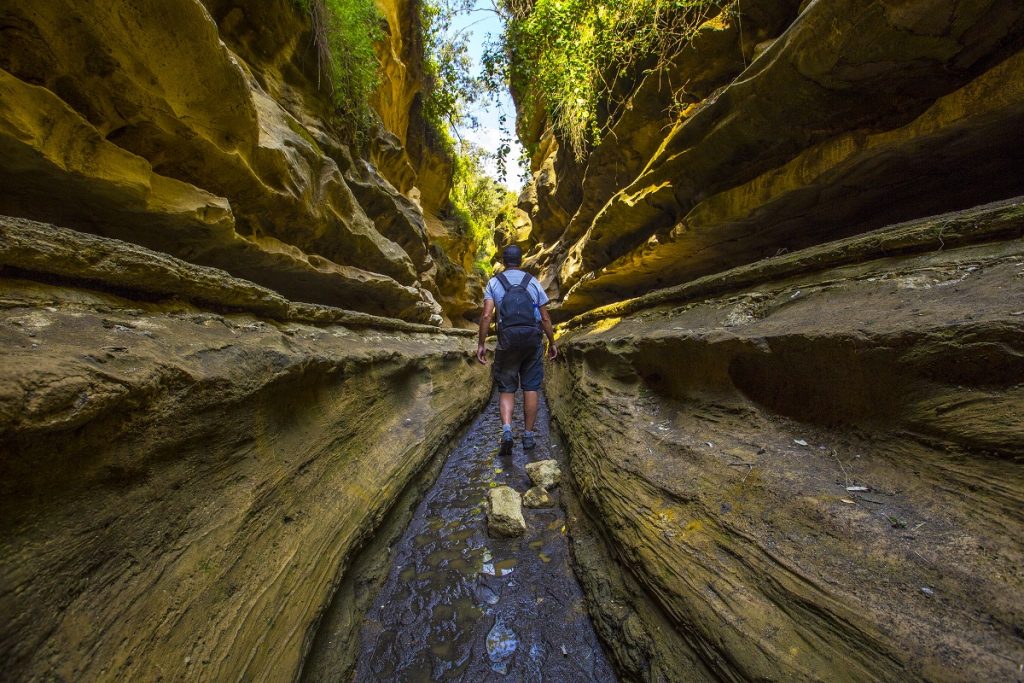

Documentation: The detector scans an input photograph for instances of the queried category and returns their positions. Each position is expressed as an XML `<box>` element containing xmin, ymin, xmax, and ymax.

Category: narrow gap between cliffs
<box><xmin>301</xmin><ymin>390</ymin><xmax>619</xmax><ymax>681</ymax></box>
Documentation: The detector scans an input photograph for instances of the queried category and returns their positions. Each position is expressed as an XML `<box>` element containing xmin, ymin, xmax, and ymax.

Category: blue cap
<box><xmin>502</xmin><ymin>244</ymin><xmax>523</xmax><ymax>266</ymax></box>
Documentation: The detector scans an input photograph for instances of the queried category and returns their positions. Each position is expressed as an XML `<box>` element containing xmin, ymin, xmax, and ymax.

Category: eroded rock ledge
<box><xmin>515</xmin><ymin>0</ymin><xmax>1024</xmax><ymax>320</ymax></box>
<box><xmin>0</xmin><ymin>0</ymin><xmax>484</xmax><ymax>326</ymax></box>
<box><xmin>0</xmin><ymin>219</ymin><xmax>490</xmax><ymax>681</ymax></box>
<box><xmin>547</xmin><ymin>200</ymin><xmax>1024</xmax><ymax>680</ymax></box>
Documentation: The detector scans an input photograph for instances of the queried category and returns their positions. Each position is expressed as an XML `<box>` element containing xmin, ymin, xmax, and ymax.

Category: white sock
<box><xmin>502</xmin><ymin>424</ymin><xmax>512</xmax><ymax>432</ymax></box>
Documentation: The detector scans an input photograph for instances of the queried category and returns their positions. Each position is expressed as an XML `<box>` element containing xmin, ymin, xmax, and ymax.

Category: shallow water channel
<box><xmin>353</xmin><ymin>391</ymin><xmax>617</xmax><ymax>681</ymax></box>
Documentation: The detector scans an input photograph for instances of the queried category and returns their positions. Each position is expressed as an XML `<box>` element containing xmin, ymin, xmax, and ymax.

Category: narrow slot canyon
<box><xmin>1</xmin><ymin>0</ymin><xmax>1022</xmax><ymax>681</ymax></box>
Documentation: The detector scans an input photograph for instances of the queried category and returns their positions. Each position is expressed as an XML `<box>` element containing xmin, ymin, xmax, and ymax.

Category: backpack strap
<box><xmin>496</xmin><ymin>271</ymin><xmax>534</xmax><ymax>295</ymax></box>
<box><xmin>495</xmin><ymin>271</ymin><xmax>513</xmax><ymax>293</ymax></box>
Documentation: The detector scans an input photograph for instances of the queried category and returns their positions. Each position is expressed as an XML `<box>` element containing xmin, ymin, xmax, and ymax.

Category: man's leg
<box><xmin>499</xmin><ymin>391</ymin><xmax>515</xmax><ymax>428</ymax></box>
<box><xmin>523</xmin><ymin>391</ymin><xmax>538</xmax><ymax>432</ymax></box>
<box><xmin>493</xmin><ymin>348</ymin><xmax>519</xmax><ymax>453</ymax></box>
<box><xmin>520</xmin><ymin>344</ymin><xmax>544</xmax><ymax>449</ymax></box>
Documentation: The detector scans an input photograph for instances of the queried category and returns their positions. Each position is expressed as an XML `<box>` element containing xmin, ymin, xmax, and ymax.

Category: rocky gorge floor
<box><xmin>303</xmin><ymin>391</ymin><xmax>617</xmax><ymax>681</ymax></box>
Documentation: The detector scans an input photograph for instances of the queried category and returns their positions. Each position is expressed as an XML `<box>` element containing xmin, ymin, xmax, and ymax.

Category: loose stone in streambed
<box><xmin>523</xmin><ymin>486</ymin><xmax>553</xmax><ymax>508</ymax></box>
<box><xmin>486</xmin><ymin>619</ymin><xmax>518</xmax><ymax>674</ymax></box>
<box><xmin>525</xmin><ymin>459</ymin><xmax>561</xmax><ymax>488</ymax></box>
<box><xmin>487</xmin><ymin>486</ymin><xmax>526</xmax><ymax>537</ymax></box>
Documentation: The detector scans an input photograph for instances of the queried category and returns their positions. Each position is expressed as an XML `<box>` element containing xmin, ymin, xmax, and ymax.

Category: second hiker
<box><xmin>476</xmin><ymin>245</ymin><xmax>558</xmax><ymax>453</ymax></box>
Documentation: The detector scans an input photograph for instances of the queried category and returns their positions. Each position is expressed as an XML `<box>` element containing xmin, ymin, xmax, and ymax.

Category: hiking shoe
<box><xmin>523</xmin><ymin>431</ymin><xmax>536</xmax><ymax>449</ymax></box>
<box><xmin>499</xmin><ymin>429</ymin><xmax>513</xmax><ymax>455</ymax></box>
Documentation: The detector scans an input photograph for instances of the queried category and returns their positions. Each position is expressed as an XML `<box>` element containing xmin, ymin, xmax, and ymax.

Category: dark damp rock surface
<box><xmin>351</xmin><ymin>390</ymin><xmax>617</xmax><ymax>682</ymax></box>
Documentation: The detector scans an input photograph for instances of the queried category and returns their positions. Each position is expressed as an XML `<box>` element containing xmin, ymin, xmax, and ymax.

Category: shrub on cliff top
<box><xmin>420</xmin><ymin>0</ymin><xmax>482</xmax><ymax>140</ymax></box>
<box><xmin>296</xmin><ymin>0</ymin><xmax>382</xmax><ymax>135</ymax></box>
<box><xmin>494</xmin><ymin>0</ymin><xmax>721</xmax><ymax>159</ymax></box>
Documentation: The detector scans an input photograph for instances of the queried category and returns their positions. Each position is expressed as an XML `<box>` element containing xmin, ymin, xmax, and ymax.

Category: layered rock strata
<box><xmin>0</xmin><ymin>0</ymin><xmax>481</xmax><ymax>325</ymax></box>
<box><xmin>547</xmin><ymin>199</ymin><xmax>1024</xmax><ymax>680</ymax></box>
<box><xmin>0</xmin><ymin>216</ymin><xmax>491</xmax><ymax>681</ymax></box>
<box><xmin>516</xmin><ymin>0</ymin><xmax>1024</xmax><ymax>319</ymax></box>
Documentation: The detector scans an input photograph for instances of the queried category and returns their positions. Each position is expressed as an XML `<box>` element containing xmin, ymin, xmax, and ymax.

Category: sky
<box><xmin>447</xmin><ymin>1</ymin><xmax>528</xmax><ymax>193</ymax></box>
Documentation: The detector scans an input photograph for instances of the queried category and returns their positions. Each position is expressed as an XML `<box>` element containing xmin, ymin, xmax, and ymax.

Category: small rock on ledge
<box><xmin>487</xmin><ymin>486</ymin><xmax>526</xmax><ymax>537</ymax></box>
<box><xmin>523</xmin><ymin>486</ymin><xmax>553</xmax><ymax>508</ymax></box>
<box><xmin>525</xmin><ymin>460</ymin><xmax>561</xmax><ymax>489</ymax></box>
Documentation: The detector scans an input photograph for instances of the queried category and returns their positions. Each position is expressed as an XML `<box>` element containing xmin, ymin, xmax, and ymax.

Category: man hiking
<box><xmin>476</xmin><ymin>245</ymin><xmax>558</xmax><ymax>453</ymax></box>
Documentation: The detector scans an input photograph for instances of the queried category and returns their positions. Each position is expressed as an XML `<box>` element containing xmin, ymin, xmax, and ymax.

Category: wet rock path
<box><xmin>354</xmin><ymin>390</ymin><xmax>617</xmax><ymax>681</ymax></box>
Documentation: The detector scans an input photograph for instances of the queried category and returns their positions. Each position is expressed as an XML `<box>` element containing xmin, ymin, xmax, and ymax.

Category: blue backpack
<box><xmin>495</xmin><ymin>272</ymin><xmax>541</xmax><ymax>351</ymax></box>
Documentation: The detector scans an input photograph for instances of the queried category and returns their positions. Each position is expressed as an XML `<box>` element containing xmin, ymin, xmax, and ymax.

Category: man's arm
<box><xmin>539</xmin><ymin>304</ymin><xmax>558</xmax><ymax>359</ymax></box>
<box><xmin>477</xmin><ymin>298</ymin><xmax>495</xmax><ymax>364</ymax></box>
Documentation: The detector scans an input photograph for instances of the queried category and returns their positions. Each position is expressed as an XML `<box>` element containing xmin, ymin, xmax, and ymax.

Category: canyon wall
<box><xmin>548</xmin><ymin>200</ymin><xmax>1024</xmax><ymax>680</ymax></box>
<box><xmin>511</xmin><ymin>0</ymin><xmax>1024</xmax><ymax>679</ymax></box>
<box><xmin>516</xmin><ymin>0</ymin><xmax>1024</xmax><ymax>320</ymax></box>
<box><xmin>0</xmin><ymin>215</ymin><xmax>491</xmax><ymax>680</ymax></box>
<box><xmin>0</xmin><ymin>1</ymin><xmax>491</xmax><ymax>680</ymax></box>
<box><xmin>0</xmin><ymin>0</ymin><xmax>483</xmax><ymax>327</ymax></box>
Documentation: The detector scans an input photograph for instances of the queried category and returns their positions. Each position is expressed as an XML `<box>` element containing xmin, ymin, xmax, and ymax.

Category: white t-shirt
<box><xmin>483</xmin><ymin>269</ymin><xmax>549</xmax><ymax>321</ymax></box>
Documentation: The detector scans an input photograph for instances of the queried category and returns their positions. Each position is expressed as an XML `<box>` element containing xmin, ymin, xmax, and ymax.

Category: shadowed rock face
<box><xmin>0</xmin><ymin>217</ymin><xmax>491</xmax><ymax>681</ymax></box>
<box><xmin>515</xmin><ymin>0</ymin><xmax>1024</xmax><ymax>320</ymax></box>
<box><xmin>0</xmin><ymin>0</ymin><xmax>481</xmax><ymax>325</ymax></box>
<box><xmin>546</xmin><ymin>200</ymin><xmax>1024</xmax><ymax>681</ymax></box>
<box><xmin>0</xmin><ymin>1</ymin><xmax>496</xmax><ymax>678</ymax></box>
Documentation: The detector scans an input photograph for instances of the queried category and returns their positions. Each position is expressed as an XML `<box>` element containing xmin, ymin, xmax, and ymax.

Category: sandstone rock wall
<box><xmin>0</xmin><ymin>216</ymin><xmax>491</xmax><ymax>681</ymax></box>
<box><xmin>0</xmin><ymin>2</ymin><xmax>490</xmax><ymax>678</ymax></box>
<box><xmin>0</xmin><ymin>0</ymin><xmax>482</xmax><ymax>326</ymax></box>
<box><xmin>515</xmin><ymin>0</ymin><xmax>1024</xmax><ymax>320</ymax></box>
<box><xmin>546</xmin><ymin>199</ymin><xmax>1024</xmax><ymax>680</ymax></box>
<box><xmin>514</xmin><ymin>2</ymin><xmax>1024</xmax><ymax>677</ymax></box>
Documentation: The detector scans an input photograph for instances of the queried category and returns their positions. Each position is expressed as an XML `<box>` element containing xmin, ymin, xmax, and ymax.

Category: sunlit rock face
<box><xmin>368</xmin><ymin>0</ymin><xmax>489</xmax><ymax>326</ymax></box>
<box><xmin>0</xmin><ymin>216</ymin><xmax>492</xmax><ymax>681</ymax></box>
<box><xmin>515</xmin><ymin>0</ymin><xmax>1024</xmax><ymax>319</ymax></box>
<box><xmin>0</xmin><ymin>0</ymin><xmax>481</xmax><ymax>326</ymax></box>
<box><xmin>509</xmin><ymin>0</ymin><xmax>1024</xmax><ymax>679</ymax></box>
<box><xmin>548</xmin><ymin>199</ymin><xmax>1024</xmax><ymax>681</ymax></box>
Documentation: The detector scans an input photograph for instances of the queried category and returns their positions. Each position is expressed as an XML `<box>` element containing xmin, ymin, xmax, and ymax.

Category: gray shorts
<box><xmin>493</xmin><ymin>344</ymin><xmax>544</xmax><ymax>393</ymax></box>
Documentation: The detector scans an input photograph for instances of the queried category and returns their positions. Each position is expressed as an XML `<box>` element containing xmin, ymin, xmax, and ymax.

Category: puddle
<box><xmin>486</xmin><ymin>620</ymin><xmax>518</xmax><ymax>673</ymax></box>
<box><xmin>352</xmin><ymin>391</ymin><xmax>617</xmax><ymax>681</ymax></box>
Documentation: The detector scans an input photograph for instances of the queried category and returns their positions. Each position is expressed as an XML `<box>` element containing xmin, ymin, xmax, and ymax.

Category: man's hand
<box><xmin>477</xmin><ymin>300</ymin><xmax>494</xmax><ymax>366</ymax></box>
<box><xmin>538</xmin><ymin>305</ymin><xmax>557</xmax><ymax>361</ymax></box>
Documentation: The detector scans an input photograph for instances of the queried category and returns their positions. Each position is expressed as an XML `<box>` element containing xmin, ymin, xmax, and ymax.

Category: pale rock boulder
<box><xmin>523</xmin><ymin>486</ymin><xmax>553</xmax><ymax>509</ymax></box>
<box><xmin>525</xmin><ymin>460</ymin><xmax>561</xmax><ymax>489</ymax></box>
<box><xmin>487</xmin><ymin>486</ymin><xmax>527</xmax><ymax>537</ymax></box>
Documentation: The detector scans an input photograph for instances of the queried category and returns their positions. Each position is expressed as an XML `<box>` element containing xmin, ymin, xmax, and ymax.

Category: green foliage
<box><xmin>492</xmin><ymin>0</ymin><xmax>720</xmax><ymax>159</ymax></box>
<box><xmin>419</xmin><ymin>0</ymin><xmax>516</xmax><ymax>268</ymax></box>
<box><xmin>295</xmin><ymin>0</ymin><xmax>383</xmax><ymax>136</ymax></box>
<box><xmin>420</xmin><ymin>0</ymin><xmax>482</xmax><ymax>141</ymax></box>
<box><xmin>447</xmin><ymin>140</ymin><xmax>517</xmax><ymax>275</ymax></box>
